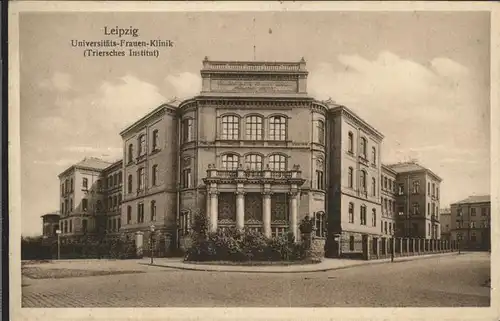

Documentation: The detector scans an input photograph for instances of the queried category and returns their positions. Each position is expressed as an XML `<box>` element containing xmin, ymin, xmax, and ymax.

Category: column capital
<box><xmin>288</xmin><ymin>191</ymin><xmax>299</xmax><ymax>198</ymax></box>
<box><xmin>261</xmin><ymin>191</ymin><xmax>273</xmax><ymax>197</ymax></box>
<box><xmin>235</xmin><ymin>191</ymin><xmax>246</xmax><ymax>196</ymax></box>
<box><xmin>209</xmin><ymin>191</ymin><xmax>220</xmax><ymax>196</ymax></box>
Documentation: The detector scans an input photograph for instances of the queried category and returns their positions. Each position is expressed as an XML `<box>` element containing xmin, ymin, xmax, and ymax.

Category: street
<box><xmin>22</xmin><ymin>252</ymin><xmax>490</xmax><ymax>307</ymax></box>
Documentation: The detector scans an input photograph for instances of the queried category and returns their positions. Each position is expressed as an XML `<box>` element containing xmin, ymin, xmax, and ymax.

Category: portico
<box><xmin>203</xmin><ymin>164</ymin><xmax>305</xmax><ymax>239</ymax></box>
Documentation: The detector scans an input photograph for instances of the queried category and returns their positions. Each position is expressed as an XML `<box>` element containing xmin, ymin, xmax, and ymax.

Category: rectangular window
<box><xmin>152</xmin><ymin>165</ymin><xmax>158</xmax><ymax>186</ymax></box>
<box><xmin>118</xmin><ymin>218</ymin><xmax>121</xmax><ymax>229</ymax></box>
<box><xmin>82</xmin><ymin>178</ymin><xmax>88</xmax><ymax>189</ymax></box>
<box><xmin>427</xmin><ymin>182</ymin><xmax>430</xmax><ymax>196</ymax></box>
<box><xmin>221</xmin><ymin>116</ymin><xmax>239</xmax><ymax>140</ymax></box>
<box><xmin>360</xmin><ymin>206</ymin><xmax>367</xmax><ymax>225</ymax></box>
<box><xmin>348</xmin><ymin>203</ymin><xmax>354</xmax><ymax>223</ymax></box>
<box><xmin>398</xmin><ymin>184</ymin><xmax>404</xmax><ymax>195</ymax></box>
<box><xmin>481</xmin><ymin>208</ymin><xmax>487</xmax><ymax>216</ymax></box>
<box><xmin>269</xmin><ymin>116</ymin><xmax>286</xmax><ymax>141</ymax></box>
<box><xmin>182</xmin><ymin>169</ymin><xmax>192</xmax><ymax>189</ymax></box>
<box><xmin>138</xmin><ymin>167</ymin><xmax>145</xmax><ymax>191</ymax></box>
<box><xmin>152</xmin><ymin>129</ymin><xmax>159</xmax><ymax>151</ymax></box>
<box><xmin>69</xmin><ymin>220</ymin><xmax>73</xmax><ymax>233</ymax></box>
<box><xmin>127</xmin><ymin>207</ymin><xmax>132</xmax><ymax>224</ymax></box>
<box><xmin>182</xmin><ymin>119</ymin><xmax>194</xmax><ymax>142</ymax></box>
<box><xmin>150</xmin><ymin>201</ymin><xmax>156</xmax><ymax>221</ymax></box>
<box><xmin>82</xmin><ymin>199</ymin><xmax>88</xmax><ymax>211</ymax></box>
<box><xmin>412</xmin><ymin>180</ymin><xmax>420</xmax><ymax>194</ymax></box>
<box><xmin>138</xmin><ymin>203</ymin><xmax>144</xmax><ymax>223</ymax></box>
<box><xmin>428</xmin><ymin>223</ymin><xmax>431</xmax><ymax>236</ymax></box>
<box><xmin>470</xmin><ymin>221</ymin><xmax>476</xmax><ymax>228</ymax></box>
<box><xmin>82</xmin><ymin>220</ymin><xmax>88</xmax><ymax>233</ymax></box>
<box><xmin>349</xmin><ymin>236</ymin><xmax>355</xmax><ymax>251</ymax></box>
<box><xmin>315</xmin><ymin>170</ymin><xmax>324</xmax><ymax>190</ymax></box>
<box><xmin>471</xmin><ymin>208</ymin><xmax>476</xmax><ymax>216</ymax></box>
<box><xmin>317</xmin><ymin>120</ymin><xmax>325</xmax><ymax>144</ymax></box>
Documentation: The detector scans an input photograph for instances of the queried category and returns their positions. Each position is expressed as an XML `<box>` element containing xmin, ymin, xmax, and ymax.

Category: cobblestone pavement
<box><xmin>22</xmin><ymin>252</ymin><xmax>490</xmax><ymax>307</ymax></box>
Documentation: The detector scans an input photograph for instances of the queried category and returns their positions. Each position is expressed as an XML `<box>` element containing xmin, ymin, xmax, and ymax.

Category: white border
<box><xmin>8</xmin><ymin>1</ymin><xmax>500</xmax><ymax>320</ymax></box>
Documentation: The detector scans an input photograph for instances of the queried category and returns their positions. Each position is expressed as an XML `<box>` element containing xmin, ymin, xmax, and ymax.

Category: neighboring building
<box><xmin>450</xmin><ymin>195</ymin><xmax>491</xmax><ymax>250</ymax></box>
<box><xmin>386</xmin><ymin>162</ymin><xmax>442</xmax><ymax>239</ymax></box>
<box><xmin>58</xmin><ymin>157</ymin><xmax>114</xmax><ymax>239</ymax></box>
<box><xmin>326</xmin><ymin>104</ymin><xmax>384</xmax><ymax>254</ymax></box>
<box><xmin>380</xmin><ymin>165</ymin><xmax>397</xmax><ymax>237</ymax></box>
<box><xmin>41</xmin><ymin>211</ymin><xmax>60</xmax><ymax>244</ymax></box>
<box><xmin>440</xmin><ymin>208</ymin><xmax>451</xmax><ymax>241</ymax></box>
<box><xmin>46</xmin><ymin>57</ymin><xmax>444</xmax><ymax>256</ymax></box>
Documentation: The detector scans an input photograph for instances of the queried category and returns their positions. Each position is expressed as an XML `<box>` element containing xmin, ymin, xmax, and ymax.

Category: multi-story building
<box><xmin>440</xmin><ymin>208</ymin><xmax>451</xmax><ymax>241</ymax></box>
<box><xmin>101</xmin><ymin>160</ymin><xmax>123</xmax><ymax>236</ymax></box>
<box><xmin>326</xmin><ymin>104</ymin><xmax>384</xmax><ymax>254</ymax></box>
<box><xmin>385</xmin><ymin>162</ymin><xmax>442</xmax><ymax>239</ymax></box>
<box><xmin>450</xmin><ymin>195</ymin><xmax>490</xmax><ymax>250</ymax></box>
<box><xmin>47</xmin><ymin>58</ymin><xmax>444</xmax><ymax>257</ymax></box>
<box><xmin>58</xmin><ymin>157</ymin><xmax>114</xmax><ymax>238</ymax></box>
<box><xmin>380</xmin><ymin>165</ymin><xmax>397</xmax><ymax>237</ymax></box>
<box><xmin>41</xmin><ymin>211</ymin><xmax>60</xmax><ymax>244</ymax></box>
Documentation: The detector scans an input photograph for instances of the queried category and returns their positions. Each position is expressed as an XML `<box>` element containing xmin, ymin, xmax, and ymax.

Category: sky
<box><xmin>19</xmin><ymin>11</ymin><xmax>490</xmax><ymax>236</ymax></box>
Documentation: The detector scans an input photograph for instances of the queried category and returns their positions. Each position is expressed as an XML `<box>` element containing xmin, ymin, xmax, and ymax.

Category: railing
<box><xmin>216</xmin><ymin>170</ymin><xmax>238</xmax><ymax>178</ymax></box>
<box><xmin>271</xmin><ymin>171</ymin><xmax>292</xmax><ymax>179</ymax></box>
<box><xmin>203</xmin><ymin>62</ymin><xmax>301</xmax><ymax>72</ymax></box>
<box><xmin>206</xmin><ymin>168</ymin><xmax>301</xmax><ymax>180</ymax></box>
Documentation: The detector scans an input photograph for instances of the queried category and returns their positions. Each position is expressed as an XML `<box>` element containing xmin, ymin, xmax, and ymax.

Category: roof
<box><xmin>328</xmin><ymin>105</ymin><xmax>385</xmax><ymax>141</ymax></box>
<box><xmin>41</xmin><ymin>211</ymin><xmax>60</xmax><ymax>218</ymax></box>
<box><xmin>452</xmin><ymin>195</ymin><xmax>490</xmax><ymax>205</ymax></box>
<box><xmin>119</xmin><ymin>103</ymin><xmax>177</xmax><ymax>137</ymax></box>
<box><xmin>385</xmin><ymin>161</ymin><xmax>442</xmax><ymax>182</ymax></box>
<box><xmin>58</xmin><ymin>157</ymin><xmax>113</xmax><ymax>178</ymax></box>
<box><xmin>381</xmin><ymin>164</ymin><xmax>397</xmax><ymax>175</ymax></box>
<box><xmin>75</xmin><ymin>157</ymin><xmax>112</xmax><ymax>170</ymax></box>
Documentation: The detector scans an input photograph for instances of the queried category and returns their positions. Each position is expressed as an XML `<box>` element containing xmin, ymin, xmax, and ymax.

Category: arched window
<box><xmin>371</xmin><ymin>147</ymin><xmax>376</xmax><ymax>164</ymax></box>
<box><xmin>221</xmin><ymin>115</ymin><xmax>239</xmax><ymax>140</ymax></box>
<box><xmin>348</xmin><ymin>167</ymin><xmax>354</xmax><ymax>188</ymax></box>
<box><xmin>371</xmin><ymin>177</ymin><xmax>376</xmax><ymax>196</ymax></box>
<box><xmin>348</xmin><ymin>132</ymin><xmax>354</xmax><ymax>153</ymax></box>
<box><xmin>127</xmin><ymin>175</ymin><xmax>133</xmax><ymax>194</ymax></box>
<box><xmin>269</xmin><ymin>116</ymin><xmax>286</xmax><ymax>141</ymax></box>
<box><xmin>128</xmin><ymin>144</ymin><xmax>133</xmax><ymax>163</ymax></box>
<box><xmin>268</xmin><ymin>154</ymin><xmax>287</xmax><ymax>171</ymax></box>
<box><xmin>151</xmin><ymin>165</ymin><xmax>158</xmax><ymax>186</ymax></box>
<box><xmin>150</xmin><ymin>200</ymin><xmax>156</xmax><ymax>221</ymax></box>
<box><xmin>360</xmin><ymin>137</ymin><xmax>367</xmax><ymax>158</ymax></box>
<box><xmin>360</xmin><ymin>170</ymin><xmax>367</xmax><ymax>192</ymax></box>
<box><xmin>138</xmin><ymin>134</ymin><xmax>146</xmax><ymax>156</ymax></box>
<box><xmin>245</xmin><ymin>154</ymin><xmax>263</xmax><ymax>170</ymax></box>
<box><xmin>221</xmin><ymin>154</ymin><xmax>239</xmax><ymax>170</ymax></box>
<box><xmin>372</xmin><ymin>209</ymin><xmax>377</xmax><ymax>227</ymax></box>
<box><xmin>245</xmin><ymin>115</ymin><xmax>263</xmax><ymax>140</ymax></box>
<box><xmin>348</xmin><ymin>203</ymin><xmax>354</xmax><ymax>223</ymax></box>
<box><xmin>317</xmin><ymin>120</ymin><xmax>325</xmax><ymax>144</ymax></box>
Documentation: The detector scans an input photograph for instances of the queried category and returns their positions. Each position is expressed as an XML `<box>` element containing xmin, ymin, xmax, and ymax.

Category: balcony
<box><xmin>203</xmin><ymin>164</ymin><xmax>305</xmax><ymax>185</ymax></box>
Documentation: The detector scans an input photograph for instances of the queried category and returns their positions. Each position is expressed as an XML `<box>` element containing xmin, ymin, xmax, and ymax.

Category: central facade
<box><xmin>177</xmin><ymin>58</ymin><xmax>327</xmax><ymax>242</ymax></box>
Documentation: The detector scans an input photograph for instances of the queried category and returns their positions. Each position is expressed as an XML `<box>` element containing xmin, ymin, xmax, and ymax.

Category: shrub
<box><xmin>185</xmin><ymin>227</ymin><xmax>311</xmax><ymax>262</ymax></box>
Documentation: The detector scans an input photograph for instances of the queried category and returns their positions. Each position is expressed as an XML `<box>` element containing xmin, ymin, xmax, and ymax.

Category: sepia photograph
<box><xmin>8</xmin><ymin>2</ymin><xmax>498</xmax><ymax>319</ymax></box>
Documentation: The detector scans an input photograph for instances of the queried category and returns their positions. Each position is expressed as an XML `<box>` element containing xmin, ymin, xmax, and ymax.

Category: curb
<box><xmin>142</xmin><ymin>252</ymin><xmax>460</xmax><ymax>274</ymax></box>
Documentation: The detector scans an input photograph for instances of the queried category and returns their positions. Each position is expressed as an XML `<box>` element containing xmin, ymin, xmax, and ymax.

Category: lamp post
<box><xmin>458</xmin><ymin>234</ymin><xmax>462</xmax><ymax>255</ymax></box>
<box><xmin>55</xmin><ymin>229</ymin><xmax>61</xmax><ymax>260</ymax></box>
<box><xmin>150</xmin><ymin>224</ymin><xmax>155</xmax><ymax>265</ymax></box>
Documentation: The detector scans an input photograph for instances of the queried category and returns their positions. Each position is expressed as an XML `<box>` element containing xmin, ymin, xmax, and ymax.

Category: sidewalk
<box><xmin>140</xmin><ymin>252</ymin><xmax>459</xmax><ymax>273</ymax></box>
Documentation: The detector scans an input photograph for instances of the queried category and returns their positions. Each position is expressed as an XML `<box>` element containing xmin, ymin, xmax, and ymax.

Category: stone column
<box><xmin>399</xmin><ymin>238</ymin><xmax>403</xmax><ymax>256</ymax></box>
<box><xmin>236</xmin><ymin>191</ymin><xmax>245</xmax><ymax>230</ymax></box>
<box><xmin>405</xmin><ymin>238</ymin><xmax>410</xmax><ymax>255</ymax></box>
<box><xmin>416</xmin><ymin>238</ymin><xmax>421</xmax><ymax>254</ymax></box>
<box><xmin>210</xmin><ymin>191</ymin><xmax>219</xmax><ymax>232</ymax></box>
<box><xmin>412</xmin><ymin>238</ymin><xmax>416</xmax><ymax>254</ymax></box>
<box><xmin>135</xmin><ymin>231</ymin><xmax>144</xmax><ymax>258</ymax></box>
<box><xmin>374</xmin><ymin>238</ymin><xmax>380</xmax><ymax>259</ymax></box>
<box><xmin>289</xmin><ymin>192</ymin><xmax>299</xmax><ymax>240</ymax></box>
<box><xmin>262</xmin><ymin>192</ymin><xmax>272</xmax><ymax>238</ymax></box>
